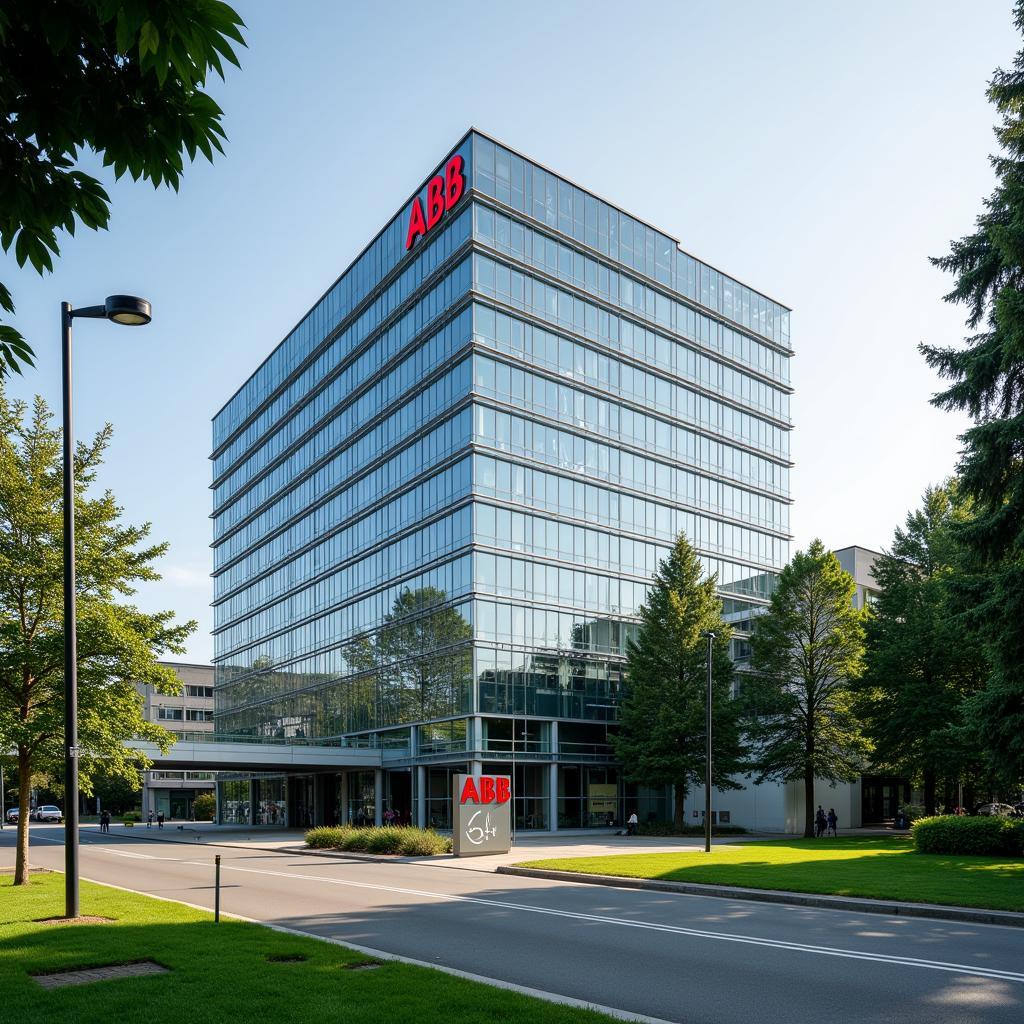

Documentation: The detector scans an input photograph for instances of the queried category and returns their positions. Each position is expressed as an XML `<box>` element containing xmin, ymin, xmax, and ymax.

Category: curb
<box><xmin>496</xmin><ymin>866</ymin><xmax>1024</xmax><ymax>928</ymax></box>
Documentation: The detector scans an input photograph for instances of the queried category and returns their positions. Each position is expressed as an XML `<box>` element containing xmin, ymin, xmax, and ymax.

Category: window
<box><xmin>157</xmin><ymin>707</ymin><xmax>183</xmax><ymax>721</ymax></box>
<box><xmin>185</xmin><ymin>685</ymin><xmax>214</xmax><ymax>698</ymax></box>
<box><xmin>186</xmin><ymin>709</ymin><xmax>214</xmax><ymax>722</ymax></box>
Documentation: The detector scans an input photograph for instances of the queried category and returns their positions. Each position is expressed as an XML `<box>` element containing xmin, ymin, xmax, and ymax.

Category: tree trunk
<box><xmin>14</xmin><ymin>745</ymin><xmax>31</xmax><ymax>885</ymax></box>
<box><xmin>923</xmin><ymin>767</ymin><xmax>937</xmax><ymax>817</ymax></box>
<box><xmin>674</xmin><ymin>784</ymin><xmax>685</xmax><ymax>831</ymax></box>
<box><xmin>803</xmin><ymin>765</ymin><xmax>815</xmax><ymax>838</ymax></box>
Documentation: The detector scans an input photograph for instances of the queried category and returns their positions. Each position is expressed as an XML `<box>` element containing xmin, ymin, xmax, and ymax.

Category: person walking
<box><xmin>147</xmin><ymin>810</ymin><xmax>154</xmax><ymax>829</ymax></box>
<box><xmin>627</xmin><ymin>811</ymin><xmax>639</xmax><ymax>836</ymax></box>
<box><xmin>827</xmin><ymin>808</ymin><xmax>838</xmax><ymax>838</ymax></box>
<box><xmin>100</xmin><ymin>809</ymin><xmax>110</xmax><ymax>833</ymax></box>
<box><xmin>815</xmin><ymin>805</ymin><xmax>827</xmax><ymax>838</ymax></box>
<box><xmin>157</xmin><ymin>810</ymin><xmax>165</xmax><ymax>830</ymax></box>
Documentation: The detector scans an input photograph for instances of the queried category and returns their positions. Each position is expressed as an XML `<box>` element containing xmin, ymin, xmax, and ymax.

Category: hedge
<box><xmin>305</xmin><ymin>825</ymin><xmax>452</xmax><ymax>856</ymax></box>
<box><xmin>911</xmin><ymin>815</ymin><xmax>1024</xmax><ymax>857</ymax></box>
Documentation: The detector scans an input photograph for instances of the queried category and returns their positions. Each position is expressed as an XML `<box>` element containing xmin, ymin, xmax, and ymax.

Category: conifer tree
<box><xmin>746</xmin><ymin>541</ymin><xmax>868</xmax><ymax>837</ymax></box>
<box><xmin>921</xmin><ymin>2</ymin><xmax>1024</xmax><ymax>782</ymax></box>
<box><xmin>612</xmin><ymin>535</ymin><xmax>742</xmax><ymax>830</ymax></box>
<box><xmin>856</xmin><ymin>485</ymin><xmax>987</xmax><ymax>813</ymax></box>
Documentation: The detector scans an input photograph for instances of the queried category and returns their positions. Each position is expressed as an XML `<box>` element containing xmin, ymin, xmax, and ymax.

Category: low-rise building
<box><xmin>135</xmin><ymin>661</ymin><xmax>216</xmax><ymax>820</ymax></box>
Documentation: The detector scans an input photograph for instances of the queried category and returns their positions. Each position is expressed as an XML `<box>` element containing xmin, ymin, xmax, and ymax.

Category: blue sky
<box><xmin>1</xmin><ymin>1</ymin><xmax>1014</xmax><ymax>662</ymax></box>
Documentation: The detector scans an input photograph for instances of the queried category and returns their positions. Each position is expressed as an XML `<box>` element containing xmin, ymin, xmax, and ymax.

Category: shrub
<box><xmin>305</xmin><ymin>826</ymin><xmax>351</xmax><ymax>849</ymax></box>
<box><xmin>304</xmin><ymin>824</ymin><xmax>451</xmax><ymax>855</ymax></box>
<box><xmin>193</xmin><ymin>793</ymin><xmax>216</xmax><ymax>821</ymax></box>
<box><xmin>912</xmin><ymin>815</ymin><xmax>1024</xmax><ymax>857</ymax></box>
<box><xmin>122</xmin><ymin>811</ymin><xmax>141</xmax><ymax>824</ymax></box>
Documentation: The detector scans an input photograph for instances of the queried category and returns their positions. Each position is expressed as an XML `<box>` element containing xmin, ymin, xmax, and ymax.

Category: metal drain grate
<box><xmin>33</xmin><ymin>960</ymin><xmax>169</xmax><ymax>989</ymax></box>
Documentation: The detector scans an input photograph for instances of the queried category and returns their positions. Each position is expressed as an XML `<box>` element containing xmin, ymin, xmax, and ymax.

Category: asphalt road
<box><xmin>3</xmin><ymin>824</ymin><xmax>1023</xmax><ymax>1024</ymax></box>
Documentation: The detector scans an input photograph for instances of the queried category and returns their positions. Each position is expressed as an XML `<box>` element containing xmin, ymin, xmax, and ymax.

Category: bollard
<box><xmin>214</xmin><ymin>854</ymin><xmax>221</xmax><ymax>923</ymax></box>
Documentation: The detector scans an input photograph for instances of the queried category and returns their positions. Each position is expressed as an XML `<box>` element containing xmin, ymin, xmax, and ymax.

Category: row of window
<box><xmin>472</xmin><ymin>135</ymin><xmax>790</xmax><ymax>348</ymax></box>
<box><xmin>474</xmin><ymin>403</ymin><xmax>789</xmax><ymax>512</ymax></box>
<box><xmin>214</xmin><ymin>215</ymin><xmax>471</xmax><ymax>488</ymax></box>
<box><xmin>156</xmin><ymin>707</ymin><xmax>213</xmax><ymax>722</ymax></box>
<box><xmin>215</xmin><ymin>600</ymin><xmax>473</xmax><ymax>719</ymax></box>
<box><xmin>184</xmin><ymin>685</ymin><xmax>214</xmax><ymax>698</ymax></box>
<box><xmin>214</xmin><ymin>141</ymin><xmax>472</xmax><ymax>450</ymax></box>
<box><xmin>474</xmin><ymin>255</ymin><xmax>789</xmax><ymax>458</ymax></box>
<box><xmin>475</xmin><ymin>498</ymin><xmax>785</xmax><ymax>583</ymax></box>
<box><xmin>214</xmin><ymin>261</ymin><xmax>472</xmax><ymax>533</ymax></box>
<box><xmin>215</xmin><ymin>504</ymin><xmax>472</xmax><ymax>636</ymax></box>
<box><xmin>215</xmin><ymin>554</ymin><xmax>472</xmax><ymax>665</ymax></box>
<box><xmin>215</xmin><ymin>304</ymin><xmax>470</xmax><ymax>519</ymax></box>
<box><xmin>474</xmin><ymin>353</ymin><xmax>789</xmax><ymax>490</ymax></box>
<box><xmin>214</xmin><ymin>407</ymin><xmax>472</xmax><ymax>572</ymax></box>
<box><xmin>474</xmin><ymin>205</ymin><xmax>791</xmax><ymax>391</ymax></box>
<box><xmin>215</xmin><ymin>457</ymin><xmax>471</xmax><ymax>601</ymax></box>
<box><xmin>475</xmin><ymin>448</ymin><xmax>788</xmax><ymax>542</ymax></box>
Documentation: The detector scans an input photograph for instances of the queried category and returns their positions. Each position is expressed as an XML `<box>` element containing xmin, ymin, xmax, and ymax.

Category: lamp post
<box><xmin>62</xmin><ymin>295</ymin><xmax>152</xmax><ymax>919</ymax></box>
<box><xmin>703</xmin><ymin>630</ymin><xmax>715</xmax><ymax>854</ymax></box>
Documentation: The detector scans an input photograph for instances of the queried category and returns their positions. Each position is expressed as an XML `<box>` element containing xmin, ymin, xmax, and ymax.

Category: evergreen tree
<box><xmin>921</xmin><ymin>2</ymin><xmax>1024</xmax><ymax>783</ymax></box>
<box><xmin>856</xmin><ymin>485</ymin><xmax>987</xmax><ymax>813</ymax></box>
<box><xmin>0</xmin><ymin>392</ymin><xmax>195</xmax><ymax>884</ymax></box>
<box><xmin>612</xmin><ymin>535</ymin><xmax>742</xmax><ymax>830</ymax></box>
<box><xmin>746</xmin><ymin>541</ymin><xmax>869</xmax><ymax>838</ymax></box>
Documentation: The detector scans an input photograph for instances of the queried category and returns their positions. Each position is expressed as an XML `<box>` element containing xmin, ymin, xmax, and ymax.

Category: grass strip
<box><xmin>518</xmin><ymin>836</ymin><xmax>1024</xmax><ymax>912</ymax></box>
<box><xmin>1</xmin><ymin>873</ymin><xmax>613</xmax><ymax>1023</ymax></box>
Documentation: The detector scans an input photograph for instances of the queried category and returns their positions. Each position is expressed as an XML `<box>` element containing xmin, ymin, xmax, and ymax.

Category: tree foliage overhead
<box><xmin>855</xmin><ymin>484</ymin><xmax>988</xmax><ymax>813</ymax></box>
<box><xmin>921</xmin><ymin>1</ymin><xmax>1024</xmax><ymax>782</ymax></box>
<box><xmin>0</xmin><ymin>0</ymin><xmax>245</xmax><ymax>374</ymax></box>
<box><xmin>612</xmin><ymin>534</ymin><xmax>743</xmax><ymax>830</ymax></box>
<box><xmin>746</xmin><ymin>540</ymin><xmax>868</xmax><ymax>837</ymax></box>
<box><xmin>0</xmin><ymin>389</ymin><xmax>195</xmax><ymax>883</ymax></box>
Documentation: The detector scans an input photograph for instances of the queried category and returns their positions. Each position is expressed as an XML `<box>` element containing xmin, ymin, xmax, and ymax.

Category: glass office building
<box><xmin>211</xmin><ymin>130</ymin><xmax>792</xmax><ymax>830</ymax></box>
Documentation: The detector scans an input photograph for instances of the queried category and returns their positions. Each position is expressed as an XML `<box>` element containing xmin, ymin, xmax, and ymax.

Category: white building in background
<box><xmin>135</xmin><ymin>661</ymin><xmax>215</xmax><ymax>820</ymax></box>
<box><xmin>683</xmin><ymin>545</ymin><xmax>889</xmax><ymax>833</ymax></box>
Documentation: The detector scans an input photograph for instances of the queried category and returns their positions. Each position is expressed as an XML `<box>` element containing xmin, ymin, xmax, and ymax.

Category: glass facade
<box><xmin>212</xmin><ymin>130</ymin><xmax>792</xmax><ymax>828</ymax></box>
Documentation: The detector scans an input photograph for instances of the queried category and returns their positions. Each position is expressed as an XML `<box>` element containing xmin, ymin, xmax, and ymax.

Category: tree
<box><xmin>745</xmin><ymin>540</ymin><xmax>869</xmax><ymax>838</ymax></box>
<box><xmin>0</xmin><ymin>1</ymin><xmax>245</xmax><ymax>375</ymax></box>
<box><xmin>192</xmin><ymin>791</ymin><xmax>215</xmax><ymax>821</ymax></box>
<box><xmin>920</xmin><ymin>2</ymin><xmax>1024</xmax><ymax>785</ymax></box>
<box><xmin>612</xmin><ymin>534</ymin><xmax>743</xmax><ymax>830</ymax></box>
<box><xmin>856</xmin><ymin>485</ymin><xmax>987</xmax><ymax>813</ymax></box>
<box><xmin>0</xmin><ymin>391</ymin><xmax>195</xmax><ymax>885</ymax></box>
<box><xmin>348</xmin><ymin>587</ymin><xmax>473</xmax><ymax>729</ymax></box>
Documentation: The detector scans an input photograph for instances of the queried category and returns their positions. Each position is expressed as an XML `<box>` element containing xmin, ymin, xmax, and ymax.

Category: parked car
<box><xmin>974</xmin><ymin>802</ymin><xmax>1019</xmax><ymax>817</ymax></box>
<box><xmin>4</xmin><ymin>807</ymin><xmax>18</xmax><ymax>824</ymax></box>
<box><xmin>33</xmin><ymin>805</ymin><xmax>63</xmax><ymax>823</ymax></box>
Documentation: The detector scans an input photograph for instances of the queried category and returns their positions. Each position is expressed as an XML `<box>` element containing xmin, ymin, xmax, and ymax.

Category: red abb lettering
<box><xmin>405</xmin><ymin>153</ymin><xmax>467</xmax><ymax>250</ymax></box>
<box><xmin>460</xmin><ymin>777</ymin><xmax>480</xmax><ymax>804</ymax></box>
<box><xmin>445</xmin><ymin>154</ymin><xmax>465</xmax><ymax>208</ymax></box>
<box><xmin>425</xmin><ymin>175</ymin><xmax>445</xmax><ymax>229</ymax></box>
<box><xmin>405</xmin><ymin>197</ymin><xmax>427</xmax><ymax>251</ymax></box>
<box><xmin>495</xmin><ymin>777</ymin><xmax>511</xmax><ymax>804</ymax></box>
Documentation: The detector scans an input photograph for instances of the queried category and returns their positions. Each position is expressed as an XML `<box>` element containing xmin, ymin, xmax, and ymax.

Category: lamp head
<box><xmin>104</xmin><ymin>295</ymin><xmax>151</xmax><ymax>326</ymax></box>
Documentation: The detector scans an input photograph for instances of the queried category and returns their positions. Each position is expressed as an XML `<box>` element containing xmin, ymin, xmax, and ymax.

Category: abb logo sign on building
<box><xmin>405</xmin><ymin>154</ymin><xmax>465</xmax><ymax>250</ymax></box>
<box><xmin>451</xmin><ymin>773</ymin><xmax>511</xmax><ymax>856</ymax></box>
<box><xmin>458</xmin><ymin>775</ymin><xmax>511</xmax><ymax>805</ymax></box>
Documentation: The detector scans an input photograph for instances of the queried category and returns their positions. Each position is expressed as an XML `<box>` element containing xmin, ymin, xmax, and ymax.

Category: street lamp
<box><xmin>703</xmin><ymin>630</ymin><xmax>715</xmax><ymax>854</ymax></box>
<box><xmin>62</xmin><ymin>295</ymin><xmax>152</xmax><ymax>919</ymax></box>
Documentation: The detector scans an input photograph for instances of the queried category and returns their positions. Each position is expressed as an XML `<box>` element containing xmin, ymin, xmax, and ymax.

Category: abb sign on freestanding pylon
<box><xmin>451</xmin><ymin>773</ymin><xmax>511</xmax><ymax>856</ymax></box>
<box><xmin>405</xmin><ymin>154</ymin><xmax>465</xmax><ymax>250</ymax></box>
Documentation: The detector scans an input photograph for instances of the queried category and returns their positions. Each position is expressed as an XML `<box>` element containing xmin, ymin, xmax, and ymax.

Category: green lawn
<box><xmin>1</xmin><ymin>873</ymin><xmax>611</xmax><ymax>1024</ymax></box>
<box><xmin>519</xmin><ymin>837</ymin><xmax>1024</xmax><ymax>912</ymax></box>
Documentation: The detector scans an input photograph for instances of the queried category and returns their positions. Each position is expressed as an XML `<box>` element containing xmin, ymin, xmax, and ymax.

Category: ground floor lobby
<box><xmin>216</xmin><ymin>762</ymin><xmax>671</xmax><ymax>832</ymax></box>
